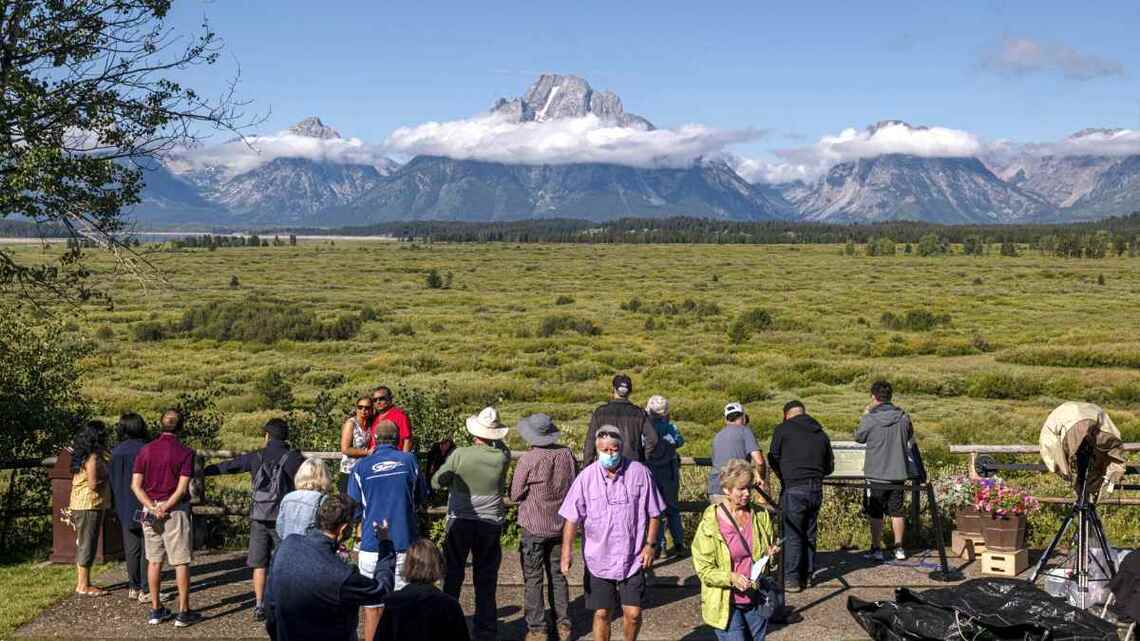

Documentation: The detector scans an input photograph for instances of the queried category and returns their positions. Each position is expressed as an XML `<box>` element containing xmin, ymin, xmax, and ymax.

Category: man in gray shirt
<box><xmin>707</xmin><ymin>402</ymin><xmax>767</xmax><ymax>501</ymax></box>
<box><xmin>854</xmin><ymin>380</ymin><xmax>914</xmax><ymax>562</ymax></box>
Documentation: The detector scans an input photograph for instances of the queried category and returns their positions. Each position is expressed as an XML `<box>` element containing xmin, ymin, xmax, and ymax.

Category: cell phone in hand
<box><xmin>133</xmin><ymin>508</ymin><xmax>157</xmax><ymax>526</ymax></box>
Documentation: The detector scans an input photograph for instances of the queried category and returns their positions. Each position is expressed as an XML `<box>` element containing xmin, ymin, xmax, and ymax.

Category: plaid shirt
<box><xmin>509</xmin><ymin>446</ymin><xmax>577</xmax><ymax>538</ymax></box>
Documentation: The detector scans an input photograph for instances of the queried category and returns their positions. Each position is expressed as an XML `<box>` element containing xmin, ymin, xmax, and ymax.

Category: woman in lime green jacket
<box><xmin>691</xmin><ymin>459</ymin><xmax>780</xmax><ymax>640</ymax></box>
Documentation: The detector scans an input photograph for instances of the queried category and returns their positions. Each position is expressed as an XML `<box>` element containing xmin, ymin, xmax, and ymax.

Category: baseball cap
<box><xmin>595</xmin><ymin>425</ymin><xmax>624</xmax><ymax>443</ymax></box>
<box><xmin>724</xmin><ymin>402</ymin><xmax>744</xmax><ymax>418</ymax></box>
<box><xmin>612</xmin><ymin>374</ymin><xmax>632</xmax><ymax>396</ymax></box>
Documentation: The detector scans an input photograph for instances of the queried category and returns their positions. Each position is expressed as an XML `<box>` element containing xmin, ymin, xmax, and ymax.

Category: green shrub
<box><xmin>727</xmin><ymin>307</ymin><xmax>772</xmax><ymax>344</ymax></box>
<box><xmin>390</xmin><ymin>322</ymin><xmax>416</xmax><ymax>337</ymax></box>
<box><xmin>132</xmin><ymin>320</ymin><xmax>167</xmax><ymax>342</ymax></box>
<box><xmin>997</xmin><ymin>347</ymin><xmax>1140</xmax><ymax>369</ymax></box>
<box><xmin>555</xmin><ymin>295</ymin><xmax>575</xmax><ymax>305</ymax></box>
<box><xmin>94</xmin><ymin>325</ymin><xmax>115</xmax><ymax>341</ymax></box>
<box><xmin>172</xmin><ymin>388</ymin><xmax>223</xmax><ymax>449</ymax></box>
<box><xmin>173</xmin><ymin>300</ymin><xmax>363</xmax><ymax>343</ymax></box>
<box><xmin>255</xmin><ymin>370</ymin><xmax>295</xmax><ymax>410</ymax></box>
<box><xmin>880</xmin><ymin>309</ymin><xmax>951</xmax><ymax>332</ymax></box>
<box><xmin>537</xmin><ymin>315</ymin><xmax>602</xmax><ymax>337</ymax></box>
<box><xmin>621</xmin><ymin>297</ymin><xmax>720</xmax><ymax>316</ymax></box>
<box><xmin>425</xmin><ymin>269</ymin><xmax>444</xmax><ymax>289</ymax></box>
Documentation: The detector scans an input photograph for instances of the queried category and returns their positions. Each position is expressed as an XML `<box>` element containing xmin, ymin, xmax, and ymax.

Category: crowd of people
<box><xmin>66</xmin><ymin>377</ymin><xmax>920</xmax><ymax>641</ymax></box>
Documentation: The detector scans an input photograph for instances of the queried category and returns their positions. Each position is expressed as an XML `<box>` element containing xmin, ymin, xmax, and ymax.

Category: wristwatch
<box><xmin>646</xmin><ymin>541</ymin><xmax>658</xmax><ymax>550</ymax></box>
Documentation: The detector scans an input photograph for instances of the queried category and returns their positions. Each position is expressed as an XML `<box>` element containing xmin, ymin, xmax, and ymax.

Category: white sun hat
<box><xmin>465</xmin><ymin>406</ymin><xmax>509</xmax><ymax>441</ymax></box>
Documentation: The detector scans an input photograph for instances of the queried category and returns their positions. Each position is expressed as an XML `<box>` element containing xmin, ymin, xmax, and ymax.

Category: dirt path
<box><xmin>16</xmin><ymin>548</ymin><xmax>984</xmax><ymax>640</ymax></box>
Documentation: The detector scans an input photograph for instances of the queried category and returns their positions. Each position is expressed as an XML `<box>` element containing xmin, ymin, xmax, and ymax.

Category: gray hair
<box><xmin>645</xmin><ymin>395</ymin><xmax>669</xmax><ymax>417</ymax></box>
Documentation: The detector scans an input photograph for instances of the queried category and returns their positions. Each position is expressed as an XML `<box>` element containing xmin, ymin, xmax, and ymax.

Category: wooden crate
<box><xmin>980</xmin><ymin>549</ymin><xmax>1028</xmax><ymax>577</ymax></box>
<box><xmin>950</xmin><ymin>530</ymin><xmax>986</xmax><ymax>559</ymax></box>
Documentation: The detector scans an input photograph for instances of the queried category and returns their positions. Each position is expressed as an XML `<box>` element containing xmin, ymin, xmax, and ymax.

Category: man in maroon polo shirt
<box><xmin>131</xmin><ymin>409</ymin><xmax>200</xmax><ymax>627</ymax></box>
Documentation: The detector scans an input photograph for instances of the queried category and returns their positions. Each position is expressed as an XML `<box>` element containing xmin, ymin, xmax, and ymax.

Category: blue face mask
<box><xmin>599</xmin><ymin>452</ymin><xmax>621</xmax><ymax>470</ymax></box>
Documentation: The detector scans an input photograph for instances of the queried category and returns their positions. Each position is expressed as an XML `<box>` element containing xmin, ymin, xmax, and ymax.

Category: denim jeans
<box><xmin>443</xmin><ymin>519</ymin><xmax>502</xmax><ymax>641</ymax></box>
<box><xmin>650</xmin><ymin>460</ymin><xmax>685</xmax><ymax>549</ymax></box>
<box><xmin>780</xmin><ymin>481</ymin><xmax>823</xmax><ymax>586</ymax></box>
<box><xmin>520</xmin><ymin>532</ymin><xmax>570</xmax><ymax>631</ymax></box>
<box><xmin>713</xmin><ymin>605</ymin><xmax>769</xmax><ymax>641</ymax></box>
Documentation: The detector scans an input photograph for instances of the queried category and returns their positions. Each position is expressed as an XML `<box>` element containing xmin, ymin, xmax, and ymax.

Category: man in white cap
<box><xmin>432</xmin><ymin>406</ymin><xmax>511</xmax><ymax>641</ymax></box>
<box><xmin>708</xmin><ymin>402</ymin><xmax>766</xmax><ymax>503</ymax></box>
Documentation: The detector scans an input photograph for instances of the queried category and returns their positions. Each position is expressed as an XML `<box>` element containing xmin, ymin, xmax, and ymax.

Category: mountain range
<box><xmin>130</xmin><ymin>77</ymin><xmax>1140</xmax><ymax>227</ymax></box>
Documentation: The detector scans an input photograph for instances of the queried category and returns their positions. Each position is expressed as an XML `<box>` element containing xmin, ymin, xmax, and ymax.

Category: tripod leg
<box><xmin>1088</xmin><ymin>505</ymin><xmax>1117</xmax><ymax>578</ymax></box>
<box><xmin>1029</xmin><ymin>507</ymin><xmax>1076</xmax><ymax>584</ymax></box>
<box><xmin>924</xmin><ymin>483</ymin><xmax>952</xmax><ymax>578</ymax></box>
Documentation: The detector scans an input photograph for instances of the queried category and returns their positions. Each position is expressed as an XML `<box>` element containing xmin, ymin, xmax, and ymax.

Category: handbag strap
<box><xmin>717</xmin><ymin>503</ymin><xmax>753</xmax><ymax>558</ymax></box>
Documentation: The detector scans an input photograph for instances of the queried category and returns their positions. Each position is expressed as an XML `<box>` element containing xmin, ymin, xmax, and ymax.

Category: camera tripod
<box><xmin>1028</xmin><ymin>438</ymin><xmax>1117</xmax><ymax>609</ymax></box>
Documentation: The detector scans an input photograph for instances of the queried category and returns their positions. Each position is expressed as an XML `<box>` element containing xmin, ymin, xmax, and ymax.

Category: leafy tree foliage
<box><xmin>0</xmin><ymin>0</ymin><xmax>250</xmax><ymax>302</ymax></box>
<box><xmin>0</xmin><ymin>307</ymin><xmax>92</xmax><ymax>461</ymax></box>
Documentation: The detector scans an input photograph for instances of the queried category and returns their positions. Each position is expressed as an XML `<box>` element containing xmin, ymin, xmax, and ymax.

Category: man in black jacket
<box><xmin>582</xmin><ymin>374</ymin><xmax>658</xmax><ymax>465</ymax></box>
<box><xmin>204</xmin><ymin>418</ymin><xmax>304</xmax><ymax>621</ymax></box>
<box><xmin>265</xmin><ymin>493</ymin><xmax>395</xmax><ymax>641</ymax></box>
<box><xmin>768</xmin><ymin>400</ymin><xmax>834</xmax><ymax>592</ymax></box>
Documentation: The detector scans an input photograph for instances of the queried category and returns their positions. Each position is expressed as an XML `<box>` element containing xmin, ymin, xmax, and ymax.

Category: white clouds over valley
<box><xmin>382</xmin><ymin>113</ymin><xmax>762</xmax><ymax>169</ymax></box>
<box><xmin>167</xmin><ymin>131</ymin><xmax>393</xmax><ymax>177</ymax></box>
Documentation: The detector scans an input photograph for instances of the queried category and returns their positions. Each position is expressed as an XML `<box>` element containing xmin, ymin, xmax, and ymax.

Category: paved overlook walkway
<box><xmin>14</xmin><ymin>548</ymin><xmax>996</xmax><ymax>641</ymax></box>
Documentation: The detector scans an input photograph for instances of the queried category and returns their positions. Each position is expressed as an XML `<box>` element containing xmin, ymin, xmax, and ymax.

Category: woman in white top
<box><xmin>339</xmin><ymin>395</ymin><xmax>374</xmax><ymax>490</ymax></box>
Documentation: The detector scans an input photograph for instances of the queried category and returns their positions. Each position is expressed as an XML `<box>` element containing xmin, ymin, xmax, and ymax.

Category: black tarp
<box><xmin>848</xmin><ymin>577</ymin><xmax>1119</xmax><ymax>641</ymax></box>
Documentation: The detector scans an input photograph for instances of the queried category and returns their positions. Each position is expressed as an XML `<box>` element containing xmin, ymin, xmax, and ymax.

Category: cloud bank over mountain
<box><xmin>167</xmin><ymin>126</ymin><xmax>392</xmax><ymax>176</ymax></box>
<box><xmin>382</xmin><ymin>112</ymin><xmax>762</xmax><ymax>169</ymax></box>
<box><xmin>738</xmin><ymin>121</ymin><xmax>988</xmax><ymax>184</ymax></box>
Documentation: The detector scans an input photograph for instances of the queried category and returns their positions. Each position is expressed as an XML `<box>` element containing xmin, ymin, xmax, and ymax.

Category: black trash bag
<box><xmin>848</xmin><ymin>578</ymin><xmax>1118</xmax><ymax>641</ymax></box>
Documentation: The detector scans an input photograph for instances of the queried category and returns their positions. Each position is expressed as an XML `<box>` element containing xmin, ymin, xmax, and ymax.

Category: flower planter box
<box><xmin>955</xmin><ymin>505</ymin><xmax>983</xmax><ymax>536</ymax></box>
<box><xmin>981</xmin><ymin>513</ymin><xmax>1026</xmax><ymax>551</ymax></box>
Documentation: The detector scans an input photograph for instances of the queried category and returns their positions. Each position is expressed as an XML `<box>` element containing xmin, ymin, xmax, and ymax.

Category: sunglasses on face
<box><xmin>373</xmin><ymin>397</ymin><xmax>391</xmax><ymax>403</ymax></box>
<box><xmin>356</xmin><ymin>405</ymin><xmax>372</xmax><ymax>410</ymax></box>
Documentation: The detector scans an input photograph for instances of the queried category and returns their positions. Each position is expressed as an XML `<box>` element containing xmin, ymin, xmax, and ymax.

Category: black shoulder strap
<box><xmin>717</xmin><ymin>503</ymin><xmax>753</xmax><ymax>556</ymax></box>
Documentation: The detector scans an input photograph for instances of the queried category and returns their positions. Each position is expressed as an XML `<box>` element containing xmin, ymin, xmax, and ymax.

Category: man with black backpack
<box><xmin>204</xmin><ymin>418</ymin><xmax>303</xmax><ymax>621</ymax></box>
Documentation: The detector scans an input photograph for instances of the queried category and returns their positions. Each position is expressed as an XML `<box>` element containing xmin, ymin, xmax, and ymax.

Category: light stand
<box><xmin>1028</xmin><ymin>437</ymin><xmax>1117</xmax><ymax>609</ymax></box>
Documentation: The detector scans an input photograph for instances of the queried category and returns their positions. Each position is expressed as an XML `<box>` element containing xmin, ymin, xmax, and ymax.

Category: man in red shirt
<box><xmin>131</xmin><ymin>409</ymin><xmax>200</xmax><ymax>628</ymax></box>
<box><xmin>370</xmin><ymin>386</ymin><xmax>413</xmax><ymax>452</ymax></box>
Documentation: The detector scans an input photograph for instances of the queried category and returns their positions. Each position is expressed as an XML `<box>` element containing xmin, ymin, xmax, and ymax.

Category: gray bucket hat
<box><xmin>517</xmin><ymin>413</ymin><xmax>560</xmax><ymax>447</ymax></box>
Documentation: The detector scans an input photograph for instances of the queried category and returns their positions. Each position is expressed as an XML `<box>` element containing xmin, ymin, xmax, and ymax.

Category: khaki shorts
<box><xmin>143</xmin><ymin>510</ymin><xmax>192</xmax><ymax>566</ymax></box>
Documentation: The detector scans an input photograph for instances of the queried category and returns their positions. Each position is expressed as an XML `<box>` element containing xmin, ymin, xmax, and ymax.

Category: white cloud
<box><xmin>166</xmin><ymin>131</ymin><xmax>393</xmax><ymax>176</ymax></box>
<box><xmin>381</xmin><ymin>112</ymin><xmax>762</xmax><ymax>169</ymax></box>
<box><xmin>979</xmin><ymin>36</ymin><xmax>1125</xmax><ymax>81</ymax></box>
<box><xmin>1017</xmin><ymin>129</ymin><xmax>1140</xmax><ymax>157</ymax></box>
<box><xmin>739</xmin><ymin>121</ymin><xmax>987</xmax><ymax>184</ymax></box>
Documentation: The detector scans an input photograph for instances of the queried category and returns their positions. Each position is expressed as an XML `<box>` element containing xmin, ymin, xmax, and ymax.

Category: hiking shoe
<box><xmin>127</xmin><ymin>589</ymin><xmax>142</xmax><ymax>601</ymax></box>
<box><xmin>174</xmin><ymin>611</ymin><xmax>202</xmax><ymax>628</ymax></box>
<box><xmin>863</xmin><ymin>548</ymin><xmax>884</xmax><ymax>562</ymax></box>
<box><xmin>557</xmin><ymin>622</ymin><xmax>573</xmax><ymax>641</ymax></box>
<box><xmin>893</xmin><ymin>547</ymin><xmax>907</xmax><ymax>561</ymax></box>
<box><xmin>668</xmin><ymin>546</ymin><xmax>690</xmax><ymax>559</ymax></box>
<box><xmin>785</xmin><ymin>583</ymin><xmax>803</xmax><ymax>593</ymax></box>
<box><xmin>253</xmin><ymin>605</ymin><xmax>266</xmax><ymax>622</ymax></box>
<box><xmin>147</xmin><ymin>607</ymin><xmax>173</xmax><ymax>624</ymax></box>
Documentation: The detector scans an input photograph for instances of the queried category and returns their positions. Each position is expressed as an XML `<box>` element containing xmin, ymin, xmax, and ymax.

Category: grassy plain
<box><xmin>9</xmin><ymin>240</ymin><xmax>1140</xmax><ymax>547</ymax></box>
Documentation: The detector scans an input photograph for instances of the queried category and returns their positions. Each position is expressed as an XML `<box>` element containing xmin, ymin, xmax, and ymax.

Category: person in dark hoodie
<box><xmin>204</xmin><ymin>418</ymin><xmax>304</xmax><ymax>621</ymax></box>
<box><xmin>582</xmin><ymin>374</ymin><xmax>658</xmax><ymax>465</ymax></box>
<box><xmin>853</xmin><ymin>381</ymin><xmax>914</xmax><ymax>562</ymax></box>
<box><xmin>768</xmin><ymin>400</ymin><xmax>834</xmax><ymax>592</ymax></box>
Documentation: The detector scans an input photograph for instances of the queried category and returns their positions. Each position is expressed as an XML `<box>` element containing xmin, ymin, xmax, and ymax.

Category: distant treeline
<box><xmin>280</xmin><ymin>212</ymin><xmax>1140</xmax><ymax>247</ymax></box>
<box><xmin>0</xmin><ymin>219</ymin><xmax>68</xmax><ymax>238</ymax></box>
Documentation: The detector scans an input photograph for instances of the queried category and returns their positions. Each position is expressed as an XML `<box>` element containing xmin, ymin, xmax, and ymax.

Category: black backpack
<box><xmin>250</xmin><ymin>451</ymin><xmax>291</xmax><ymax>522</ymax></box>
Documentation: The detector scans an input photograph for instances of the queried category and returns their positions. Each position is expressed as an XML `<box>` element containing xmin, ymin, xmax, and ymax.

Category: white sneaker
<box><xmin>893</xmin><ymin>547</ymin><xmax>907</xmax><ymax>561</ymax></box>
<box><xmin>863</xmin><ymin>548</ymin><xmax>884</xmax><ymax>562</ymax></box>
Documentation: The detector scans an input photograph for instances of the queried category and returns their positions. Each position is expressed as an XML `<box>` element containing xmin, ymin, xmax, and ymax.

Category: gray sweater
<box><xmin>854</xmin><ymin>403</ymin><xmax>913</xmax><ymax>482</ymax></box>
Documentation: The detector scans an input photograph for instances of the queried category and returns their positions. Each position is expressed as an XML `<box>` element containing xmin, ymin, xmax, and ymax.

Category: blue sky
<box><xmin>166</xmin><ymin>0</ymin><xmax>1140</xmax><ymax>170</ymax></box>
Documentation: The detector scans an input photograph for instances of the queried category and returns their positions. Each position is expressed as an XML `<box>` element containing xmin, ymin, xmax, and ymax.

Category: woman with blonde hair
<box><xmin>276</xmin><ymin>457</ymin><xmax>333</xmax><ymax>538</ymax></box>
<box><xmin>692</xmin><ymin>459</ymin><xmax>781</xmax><ymax>641</ymax></box>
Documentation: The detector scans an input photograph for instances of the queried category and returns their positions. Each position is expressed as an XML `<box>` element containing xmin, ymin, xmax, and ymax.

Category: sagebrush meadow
<box><xmin>13</xmin><ymin>239</ymin><xmax>1140</xmax><ymax>547</ymax></box>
